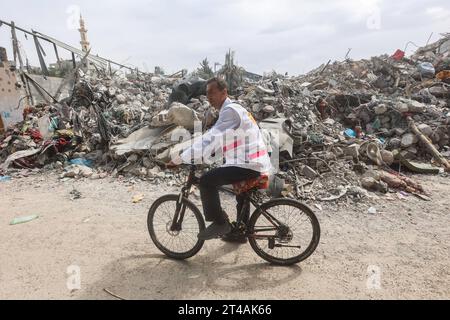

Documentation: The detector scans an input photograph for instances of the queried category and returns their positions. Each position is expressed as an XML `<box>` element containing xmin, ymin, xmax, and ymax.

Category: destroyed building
<box><xmin>0</xmin><ymin>19</ymin><xmax>449</xmax><ymax>203</ymax></box>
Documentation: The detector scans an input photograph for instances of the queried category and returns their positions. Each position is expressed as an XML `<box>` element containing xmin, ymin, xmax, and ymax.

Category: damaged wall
<box><xmin>0</xmin><ymin>55</ymin><xmax>23</xmax><ymax>132</ymax></box>
<box><xmin>28</xmin><ymin>74</ymin><xmax>70</xmax><ymax>103</ymax></box>
<box><xmin>0</xmin><ymin>46</ymin><xmax>71</xmax><ymax>132</ymax></box>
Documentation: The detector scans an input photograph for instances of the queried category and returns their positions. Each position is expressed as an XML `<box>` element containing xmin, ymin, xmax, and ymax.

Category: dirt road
<box><xmin>1</xmin><ymin>171</ymin><xmax>449</xmax><ymax>299</ymax></box>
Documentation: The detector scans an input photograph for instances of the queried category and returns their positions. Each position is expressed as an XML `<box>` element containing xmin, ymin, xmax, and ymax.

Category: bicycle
<box><xmin>147</xmin><ymin>164</ymin><xmax>321</xmax><ymax>266</ymax></box>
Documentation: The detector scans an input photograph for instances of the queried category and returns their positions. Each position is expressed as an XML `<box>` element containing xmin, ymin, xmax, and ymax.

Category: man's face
<box><xmin>206</xmin><ymin>82</ymin><xmax>227</xmax><ymax>110</ymax></box>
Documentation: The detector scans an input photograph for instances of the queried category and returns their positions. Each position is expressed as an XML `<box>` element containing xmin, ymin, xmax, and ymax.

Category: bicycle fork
<box><xmin>170</xmin><ymin>187</ymin><xmax>190</xmax><ymax>232</ymax></box>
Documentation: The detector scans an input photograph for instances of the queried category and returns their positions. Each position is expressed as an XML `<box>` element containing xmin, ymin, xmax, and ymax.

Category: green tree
<box><xmin>196</xmin><ymin>57</ymin><xmax>214</xmax><ymax>80</ymax></box>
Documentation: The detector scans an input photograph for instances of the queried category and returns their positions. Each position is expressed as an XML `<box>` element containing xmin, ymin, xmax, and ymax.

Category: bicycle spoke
<box><xmin>151</xmin><ymin>199</ymin><xmax>202</xmax><ymax>254</ymax></box>
<box><xmin>250</xmin><ymin>202</ymin><xmax>317</xmax><ymax>262</ymax></box>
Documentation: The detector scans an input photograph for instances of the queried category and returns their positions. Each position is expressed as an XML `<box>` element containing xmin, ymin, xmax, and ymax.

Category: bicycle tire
<box><xmin>248</xmin><ymin>198</ymin><xmax>320</xmax><ymax>265</ymax></box>
<box><xmin>148</xmin><ymin>194</ymin><xmax>205</xmax><ymax>260</ymax></box>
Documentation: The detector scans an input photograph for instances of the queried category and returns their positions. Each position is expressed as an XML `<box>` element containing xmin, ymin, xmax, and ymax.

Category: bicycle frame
<box><xmin>170</xmin><ymin>165</ymin><xmax>286</xmax><ymax>238</ymax></box>
<box><xmin>169</xmin><ymin>165</ymin><xmax>197</xmax><ymax>232</ymax></box>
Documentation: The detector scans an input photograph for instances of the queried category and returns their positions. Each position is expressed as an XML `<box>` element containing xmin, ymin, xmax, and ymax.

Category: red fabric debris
<box><xmin>392</xmin><ymin>49</ymin><xmax>405</xmax><ymax>61</ymax></box>
<box><xmin>27</xmin><ymin>129</ymin><xmax>43</xmax><ymax>142</ymax></box>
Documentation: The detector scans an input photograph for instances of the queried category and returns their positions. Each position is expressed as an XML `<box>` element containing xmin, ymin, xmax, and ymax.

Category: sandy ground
<box><xmin>0</xmin><ymin>170</ymin><xmax>449</xmax><ymax>300</ymax></box>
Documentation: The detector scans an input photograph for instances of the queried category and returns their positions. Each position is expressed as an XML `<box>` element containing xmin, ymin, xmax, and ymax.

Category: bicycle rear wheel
<box><xmin>148</xmin><ymin>194</ymin><xmax>205</xmax><ymax>260</ymax></box>
<box><xmin>248</xmin><ymin>198</ymin><xmax>320</xmax><ymax>265</ymax></box>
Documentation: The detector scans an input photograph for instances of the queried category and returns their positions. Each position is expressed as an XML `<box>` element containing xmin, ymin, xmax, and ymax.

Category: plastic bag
<box><xmin>417</xmin><ymin>62</ymin><xmax>435</xmax><ymax>77</ymax></box>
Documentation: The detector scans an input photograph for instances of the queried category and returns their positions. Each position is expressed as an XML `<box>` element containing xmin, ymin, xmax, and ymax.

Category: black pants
<box><xmin>199</xmin><ymin>166</ymin><xmax>261</xmax><ymax>224</ymax></box>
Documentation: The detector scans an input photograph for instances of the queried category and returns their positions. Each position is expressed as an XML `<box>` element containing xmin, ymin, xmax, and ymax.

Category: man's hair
<box><xmin>206</xmin><ymin>77</ymin><xmax>228</xmax><ymax>91</ymax></box>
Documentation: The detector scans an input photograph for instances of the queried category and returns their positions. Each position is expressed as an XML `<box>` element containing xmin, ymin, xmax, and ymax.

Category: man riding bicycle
<box><xmin>167</xmin><ymin>77</ymin><xmax>272</xmax><ymax>243</ymax></box>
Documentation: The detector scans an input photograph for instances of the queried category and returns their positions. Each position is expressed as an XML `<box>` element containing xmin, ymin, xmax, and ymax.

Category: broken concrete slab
<box><xmin>300</xmin><ymin>165</ymin><xmax>319</xmax><ymax>179</ymax></box>
<box><xmin>417</xmin><ymin>123</ymin><xmax>433</xmax><ymax>137</ymax></box>
<box><xmin>374</xmin><ymin>104</ymin><xmax>388</xmax><ymax>115</ymax></box>
<box><xmin>408</xmin><ymin>100</ymin><xmax>427</xmax><ymax>113</ymax></box>
<box><xmin>259</xmin><ymin>118</ymin><xmax>294</xmax><ymax>158</ymax></box>
<box><xmin>263</xmin><ymin>105</ymin><xmax>275</xmax><ymax>113</ymax></box>
<box><xmin>394</xmin><ymin>102</ymin><xmax>409</xmax><ymax>113</ymax></box>
<box><xmin>345</xmin><ymin>144</ymin><xmax>360</xmax><ymax>158</ymax></box>
<box><xmin>381</xmin><ymin>150</ymin><xmax>394</xmax><ymax>165</ymax></box>
<box><xmin>401</xmin><ymin>133</ymin><xmax>419</xmax><ymax>148</ymax></box>
<box><xmin>111</xmin><ymin>126</ymin><xmax>174</xmax><ymax>156</ymax></box>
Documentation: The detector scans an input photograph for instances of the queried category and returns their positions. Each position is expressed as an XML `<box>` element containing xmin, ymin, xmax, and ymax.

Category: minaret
<box><xmin>79</xmin><ymin>15</ymin><xmax>90</xmax><ymax>52</ymax></box>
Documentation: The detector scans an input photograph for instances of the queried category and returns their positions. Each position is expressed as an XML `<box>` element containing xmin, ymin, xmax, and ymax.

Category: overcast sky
<box><xmin>1</xmin><ymin>0</ymin><xmax>449</xmax><ymax>75</ymax></box>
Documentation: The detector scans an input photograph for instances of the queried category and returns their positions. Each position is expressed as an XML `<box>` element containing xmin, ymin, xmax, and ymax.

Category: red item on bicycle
<box><xmin>233</xmin><ymin>174</ymin><xmax>269</xmax><ymax>194</ymax></box>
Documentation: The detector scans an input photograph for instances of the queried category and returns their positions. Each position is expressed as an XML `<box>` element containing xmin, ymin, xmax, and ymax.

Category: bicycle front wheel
<box><xmin>148</xmin><ymin>194</ymin><xmax>205</xmax><ymax>260</ymax></box>
<box><xmin>248</xmin><ymin>198</ymin><xmax>320</xmax><ymax>265</ymax></box>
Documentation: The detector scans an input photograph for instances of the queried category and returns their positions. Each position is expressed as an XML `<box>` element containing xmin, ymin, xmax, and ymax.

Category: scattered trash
<box><xmin>398</xmin><ymin>157</ymin><xmax>441</xmax><ymax>174</ymax></box>
<box><xmin>69</xmin><ymin>158</ymin><xmax>94</xmax><ymax>168</ymax></box>
<box><xmin>103</xmin><ymin>288</ymin><xmax>126</xmax><ymax>300</ymax></box>
<box><xmin>367</xmin><ymin>207</ymin><xmax>377</xmax><ymax>215</ymax></box>
<box><xmin>70</xmin><ymin>188</ymin><xmax>82</xmax><ymax>200</ymax></box>
<box><xmin>417</xmin><ymin>62</ymin><xmax>435</xmax><ymax>78</ymax></box>
<box><xmin>436</xmin><ymin>70</ymin><xmax>450</xmax><ymax>81</ymax></box>
<box><xmin>391</xmin><ymin>49</ymin><xmax>405</xmax><ymax>61</ymax></box>
<box><xmin>0</xmin><ymin>176</ymin><xmax>11</xmax><ymax>182</ymax></box>
<box><xmin>319</xmin><ymin>186</ymin><xmax>348</xmax><ymax>201</ymax></box>
<box><xmin>344</xmin><ymin>129</ymin><xmax>357</xmax><ymax>138</ymax></box>
<box><xmin>10</xmin><ymin>215</ymin><xmax>39</xmax><ymax>225</ymax></box>
<box><xmin>1</xmin><ymin>31</ymin><xmax>449</xmax><ymax>205</ymax></box>
<box><xmin>397</xmin><ymin>192</ymin><xmax>409</xmax><ymax>200</ymax></box>
<box><xmin>132</xmin><ymin>194</ymin><xmax>144</xmax><ymax>203</ymax></box>
<box><xmin>413</xmin><ymin>193</ymin><xmax>432</xmax><ymax>202</ymax></box>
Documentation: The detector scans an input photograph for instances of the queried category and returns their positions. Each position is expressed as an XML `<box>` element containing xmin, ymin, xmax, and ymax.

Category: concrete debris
<box><xmin>259</xmin><ymin>118</ymin><xmax>294</xmax><ymax>157</ymax></box>
<box><xmin>374</xmin><ymin>104</ymin><xmax>388</xmax><ymax>115</ymax></box>
<box><xmin>401</xmin><ymin>133</ymin><xmax>419</xmax><ymax>148</ymax></box>
<box><xmin>360</xmin><ymin>176</ymin><xmax>389</xmax><ymax>193</ymax></box>
<box><xmin>417</xmin><ymin>124</ymin><xmax>432</xmax><ymax>137</ymax></box>
<box><xmin>262</xmin><ymin>105</ymin><xmax>275</xmax><ymax>113</ymax></box>
<box><xmin>299</xmin><ymin>165</ymin><xmax>319</xmax><ymax>179</ymax></box>
<box><xmin>152</xmin><ymin>102</ymin><xmax>200</xmax><ymax>130</ymax></box>
<box><xmin>1</xmin><ymin>33</ymin><xmax>450</xmax><ymax>203</ymax></box>
<box><xmin>381</xmin><ymin>150</ymin><xmax>394</xmax><ymax>166</ymax></box>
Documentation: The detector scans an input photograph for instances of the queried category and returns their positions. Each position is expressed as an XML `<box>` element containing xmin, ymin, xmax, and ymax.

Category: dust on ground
<box><xmin>0</xmin><ymin>172</ymin><xmax>449</xmax><ymax>300</ymax></box>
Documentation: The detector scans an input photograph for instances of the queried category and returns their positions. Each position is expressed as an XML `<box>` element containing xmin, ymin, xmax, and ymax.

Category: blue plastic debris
<box><xmin>69</xmin><ymin>158</ymin><xmax>94</xmax><ymax>167</ymax></box>
<box><xmin>344</xmin><ymin>129</ymin><xmax>357</xmax><ymax>138</ymax></box>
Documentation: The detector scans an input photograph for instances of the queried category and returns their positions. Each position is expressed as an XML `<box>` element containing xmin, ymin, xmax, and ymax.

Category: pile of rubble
<box><xmin>231</xmin><ymin>35</ymin><xmax>450</xmax><ymax>200</ymax></box>
<box><xmin>0</xmin><ymin>71</ymin><xmax>176</xmax><ymax>177</ymax></box>
<box><xmin>1</xmin><ymin>34</ymin><xmax>449</xmax><ymax>202</ymax></box>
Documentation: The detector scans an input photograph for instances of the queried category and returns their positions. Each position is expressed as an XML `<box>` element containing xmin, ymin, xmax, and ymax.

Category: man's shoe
<box><xmin>198</xmin><ymin>222</ymin><xmax>232</xmax><ymax>240</ymax></box>
<box><xmin>221</xmin><ymin>230</ymin><xmax>248</xmax><ymax>244</ymax></box>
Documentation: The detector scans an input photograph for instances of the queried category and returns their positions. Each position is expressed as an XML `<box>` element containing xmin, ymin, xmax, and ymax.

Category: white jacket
<box><xmin>180</xmin><ymin>98</ymin><xmax>272</xmax><ymax>173</ymax></box>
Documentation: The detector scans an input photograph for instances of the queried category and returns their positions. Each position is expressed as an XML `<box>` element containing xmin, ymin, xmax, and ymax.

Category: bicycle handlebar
<box><xmin>153</xmin><ymin>159</ymin><xmax>203</xmax><ymax>171</ymax></box>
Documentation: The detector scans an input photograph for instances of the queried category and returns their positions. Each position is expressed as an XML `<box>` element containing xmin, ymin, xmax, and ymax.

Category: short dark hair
<box><xmin>206</xmin><ymin>77</ymin><xmax>228</xmax><ymax>91</ymax></box>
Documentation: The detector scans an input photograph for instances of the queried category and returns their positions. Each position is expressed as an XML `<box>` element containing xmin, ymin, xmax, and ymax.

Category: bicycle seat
<box><xmin>232</xmin><ymin>174</ymin><xmax>269</xmax><ymax>194</ymax></box>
